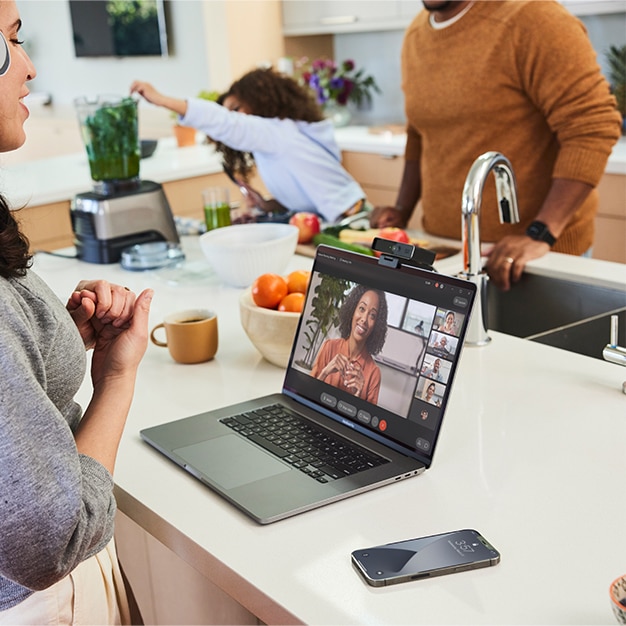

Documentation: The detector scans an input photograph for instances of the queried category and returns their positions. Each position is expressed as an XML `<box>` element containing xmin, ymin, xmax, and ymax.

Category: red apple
<box><xmin>378</xmin><ymin>227</ymin><xmax>410</xmax><ymax>243</ymax></box>
<box><xmin>374</xmin><ymin>227</ymin><xmax>411</xmax><ymax>257</ymax></box>
<box><xmin>289</xmin><ymin>212</ymin><xmax>321</xmax><ymax>244</ymax></box>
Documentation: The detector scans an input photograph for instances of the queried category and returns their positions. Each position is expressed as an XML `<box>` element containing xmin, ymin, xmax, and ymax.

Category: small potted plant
<box><xmin>173</xmin><ymin>89</ymin><xmax>220</xmax><ymax>147</ymax></box>
<box><xmin>606</xmin><ymin>44</ymin><xmax>626</xmax><ymax>134</ymax></box>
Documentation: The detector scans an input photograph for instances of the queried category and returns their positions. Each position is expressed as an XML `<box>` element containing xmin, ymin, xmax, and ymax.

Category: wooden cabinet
<box><xmin>17</xmin><ymin>200</ymin><xmax>74</xmax><ymax>252</ymax></box>
<box><xmin>341</xmin><ymin>149</ymin><xmax>423</xmax><ymax>230</ymax></box>
<box><xmin>593</xmin><ymin>173</ymin><xmax>626</xmax><ymax>263</ymax></box>
<box><xmin>342</xmin><ymin>150</ymin><xmax>402</xmax><ymax>205</ymax></box>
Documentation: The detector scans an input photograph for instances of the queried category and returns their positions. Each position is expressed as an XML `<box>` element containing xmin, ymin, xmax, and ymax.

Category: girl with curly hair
<box><xmin>311</xmin><ymin>284</ymin><xmax>388</xmax><ymax>403</ymax></box>
<box><xmin>130</xmin><ymin>68</ymin><xmax>365</xmax><ymax>222</ymax></box>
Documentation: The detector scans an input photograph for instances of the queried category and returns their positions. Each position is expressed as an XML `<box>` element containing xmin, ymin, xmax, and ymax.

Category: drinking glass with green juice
<box><xmin>203</xmin><ymin>187</ymin><xmax>231</xmax><ymax>230</ymax></box>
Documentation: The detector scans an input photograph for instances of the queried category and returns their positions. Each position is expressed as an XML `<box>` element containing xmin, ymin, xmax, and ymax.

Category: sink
<box><xmin>487</xmin><ymin>272</ymin><xmax>626</xmax><ymax>359</ymax></box>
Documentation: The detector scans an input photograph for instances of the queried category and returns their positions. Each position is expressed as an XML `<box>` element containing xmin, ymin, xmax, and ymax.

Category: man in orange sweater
<box><xmin>370</xmin><ymin>1</ymin><xmax>622</xmax><ymax>290</ymax></box>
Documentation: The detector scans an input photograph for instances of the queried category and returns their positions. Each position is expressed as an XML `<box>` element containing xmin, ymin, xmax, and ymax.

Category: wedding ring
<box><xmin>504</xmin><ymin>257</ymin><xmax>515</xmax><ymax>264</ymax></box>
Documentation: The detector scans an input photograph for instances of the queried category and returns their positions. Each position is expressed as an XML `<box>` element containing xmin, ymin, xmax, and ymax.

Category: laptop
<box><xmin>141</xmin><ymin>244</ymin><xmax>476</xmax><ymax>524</ymax></box>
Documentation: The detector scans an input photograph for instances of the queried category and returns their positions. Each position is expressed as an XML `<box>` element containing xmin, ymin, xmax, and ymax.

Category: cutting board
<box><xmin>296</xmin><ymin>230</ymin><xmax>460</xmax><ymax>260</ymax></box>
<box><xmin>338</xmin><ymin>228</ymin><xmax>429</xmax><ymax>247</ymax></box>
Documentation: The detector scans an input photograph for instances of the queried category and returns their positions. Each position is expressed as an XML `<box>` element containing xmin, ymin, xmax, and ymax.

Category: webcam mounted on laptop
<box><xmin>372</xmin><ymin>237</ymin><xmax>437</xmax><ymax>272</ymax></box>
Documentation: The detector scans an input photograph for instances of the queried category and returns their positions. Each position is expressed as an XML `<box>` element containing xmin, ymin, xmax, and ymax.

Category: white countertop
<box><xmin>1</xmin><ymin>129</ymin><xmax>624</xmax><ymax>209</ymax></box>
<box><xmin>31</xmin><ymin>240</ymin><xmax>626</xmax><ymax>625</ymax></box>
<box><xmin>334</xmin><ymin>126</ymin><xmax>626</xmax><ymax>175</ymax></box>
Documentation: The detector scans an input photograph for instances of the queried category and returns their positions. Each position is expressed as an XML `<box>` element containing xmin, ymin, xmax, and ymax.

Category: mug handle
<box><xmin>150</xmin><ymin>323</ymin><xmax>168</xmax><ymax>347</ymax></box>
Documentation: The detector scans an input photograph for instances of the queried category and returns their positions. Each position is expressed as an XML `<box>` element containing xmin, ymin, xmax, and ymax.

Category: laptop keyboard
<box><xmin>220</xmin><ymin>403</ymin><xmax>388</xmax><ymax>483</ymax></box>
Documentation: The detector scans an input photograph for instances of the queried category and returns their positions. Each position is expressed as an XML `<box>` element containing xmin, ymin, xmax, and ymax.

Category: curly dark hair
<box><xmin>214</xmin><ymin>68</ymin><xmax>323</xmax><ymax>182</ymax></box>
<box><xmin>337</xmin><ymin>284</ymin><xmax>388</xmax><ymax>356</ymax></box>
<box><xmin>0</xmin><ymin>195</ymin><xmax>32</xmax><ymax>279</ymax></box>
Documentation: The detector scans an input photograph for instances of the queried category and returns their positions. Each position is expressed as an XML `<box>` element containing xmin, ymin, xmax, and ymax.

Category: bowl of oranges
<box><xmin>239</xmin><ymin>270</ymin><xmax>310</xmax><ymax>368</ymax></box>
<box><xmin>199</xmin><ymin>223</ymin><xmax>299</xmax><ymax>288</ymax></box>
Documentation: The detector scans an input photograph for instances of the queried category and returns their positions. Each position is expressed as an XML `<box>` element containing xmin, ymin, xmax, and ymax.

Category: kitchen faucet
<box><xmin>603</xmin><ymin>314</ymin><xmax>626</xmax><ymax>394</ymax></box>
<box><xmin>459</xmin><ymin>152</ymin><xmax>520</xmax><ymax>345</ymax></box>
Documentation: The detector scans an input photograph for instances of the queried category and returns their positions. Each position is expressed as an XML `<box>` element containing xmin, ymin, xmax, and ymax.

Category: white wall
<box><xmin>18</xmin><ymin>0</ymin><xmax>211</xmax><ymax>106</ymax></box>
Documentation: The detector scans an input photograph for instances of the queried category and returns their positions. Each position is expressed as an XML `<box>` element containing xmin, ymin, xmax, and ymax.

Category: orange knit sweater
<box><xmin>401</xmin><ymin>0</ymin><xmax>622</xmax><ymax>254</ymax></box>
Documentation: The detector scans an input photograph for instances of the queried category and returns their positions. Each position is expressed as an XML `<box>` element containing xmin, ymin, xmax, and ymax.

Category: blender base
<box><xmin>71</xmin><ymin>180</ymin><xmax>180</xmax><ymax>264</ymax></box>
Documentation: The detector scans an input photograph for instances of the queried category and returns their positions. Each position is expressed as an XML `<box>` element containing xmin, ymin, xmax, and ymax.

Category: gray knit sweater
<box><xmin>0</xmin><ymin>271</ymin><xmax>116</xmax><ymax>611</ymax></box>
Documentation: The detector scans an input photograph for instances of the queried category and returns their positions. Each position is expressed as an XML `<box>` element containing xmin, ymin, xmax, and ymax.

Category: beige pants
<box><xmin>0</xmin><ymin>540</ymin><xmax>131</xmax><ymax>626</ymax></box>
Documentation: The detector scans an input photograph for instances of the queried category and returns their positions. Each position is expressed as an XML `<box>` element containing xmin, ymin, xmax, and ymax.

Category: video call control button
<box><xmin>337</xmin><ymin>401</ymin><xmax>357</xmax><ymax>418</ymax></box>
<box><xmin>416</xmin><ymin>438</ymin><xmax>431</xmax><ymax>451</ymax></box>
<box><xmin>357</xmin><ymin>410</ymin><xmax>371</xmax><ymax>424</ymax></box>
<box><xmin>320</xmin><ymin>393</ymin><xmax>337</xmax><ymax>408</ymax></box>
<box><xmin>453</xmin><ymin>296</ymin><xmax>468</xmax><ymax>308</ymax></box>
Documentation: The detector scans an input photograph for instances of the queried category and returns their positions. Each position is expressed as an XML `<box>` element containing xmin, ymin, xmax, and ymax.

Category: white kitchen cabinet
<box><xmin>560</xmin><ymin>0</ymin><xmax>626</xmax><ymax>16</ymax></box>
<box><xmin>282</xmin><ymin>0</ymin><xmax>410</xmax><ymax>35</ymax></box>
<box><xmin>282</xmin><ymin>0</ymin><xmax>626</xmax><ymax>35</ymax></box>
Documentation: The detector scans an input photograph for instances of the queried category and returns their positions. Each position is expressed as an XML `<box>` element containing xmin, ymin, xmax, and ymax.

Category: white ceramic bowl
<box><xmin>239</xmin><ymin>288</ymin><xmax>301</xmax><ymax>368</ymax></box>
<box><xmin>200</xmin><ymin>223</ymin><xmax>298</xmax><ymax>288</ymax></box>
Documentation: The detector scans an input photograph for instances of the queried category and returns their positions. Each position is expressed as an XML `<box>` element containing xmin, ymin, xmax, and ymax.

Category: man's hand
<box><xmin>369</xmin><ymin>206</ymin><xmax>407</xmax><ymax>228</ymax></box>
<box><xmin>485</xmin><ymin>236</ymin><xmax>550</xmax><ymax>291</ymax></box>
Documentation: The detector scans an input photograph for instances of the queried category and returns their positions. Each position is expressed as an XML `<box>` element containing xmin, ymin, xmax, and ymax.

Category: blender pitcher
<box><xmin>74</xmin><ymin>95</ymin><xmax>140</xmax><ymax>187</ymax></box>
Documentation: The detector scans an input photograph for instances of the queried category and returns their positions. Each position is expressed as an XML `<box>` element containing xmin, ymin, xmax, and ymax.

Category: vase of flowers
<box><xmin>295</xmin><ymin>57</ymin><xmax>381</xmax><ymax>127</ymax></box>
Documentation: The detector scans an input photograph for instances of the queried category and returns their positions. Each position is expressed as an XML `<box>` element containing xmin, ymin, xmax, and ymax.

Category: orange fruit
<box><xmin>286</xmin><ymin>270</ymin><xmax>311</xmax><ymax>294</ymax></box>
<box><xmin>251</xmin><ymin>273</ymin><xmax>288</xmax><ymax>309</ymax></box>
<box><xmin>278</xmin><ymin>292</ymin><xmax>305</xmax><ymax>313</ymax></box>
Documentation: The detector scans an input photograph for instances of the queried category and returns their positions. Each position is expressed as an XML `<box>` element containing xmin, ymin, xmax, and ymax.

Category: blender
<box><xmin>70</xmin><ymin>95</ymin><xmax>180</xmax><ymax>264</ymax></box>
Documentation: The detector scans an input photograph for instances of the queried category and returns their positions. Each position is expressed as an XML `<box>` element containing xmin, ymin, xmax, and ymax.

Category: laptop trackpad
<box><xmin>174</xmin><ymin>435</ymin><xmax>289</xmax><ymax>490</ymax></box>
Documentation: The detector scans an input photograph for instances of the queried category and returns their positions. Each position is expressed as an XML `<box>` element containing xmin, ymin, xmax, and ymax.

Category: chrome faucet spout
<box><xmin>462</xmin><ymin>151</ymin><xmax>520</xmax><ymax>276</ymax></box>
<box><xmin>459</xmin><ymin>151</ymin><xmax>520</xmax><ymax>345</ymax></box>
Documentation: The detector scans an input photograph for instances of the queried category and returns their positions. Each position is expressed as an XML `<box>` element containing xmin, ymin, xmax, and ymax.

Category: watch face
<box><xmin>527</xmin><ymin>221</ymin><xmax>555</xmax><ymax>245</ymax></box>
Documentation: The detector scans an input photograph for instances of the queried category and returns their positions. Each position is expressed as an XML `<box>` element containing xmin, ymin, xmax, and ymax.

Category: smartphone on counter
<box><xmin>351</xmin><ymin>528</ymin><xmax>500</xmax><ymax>587</ymax></box>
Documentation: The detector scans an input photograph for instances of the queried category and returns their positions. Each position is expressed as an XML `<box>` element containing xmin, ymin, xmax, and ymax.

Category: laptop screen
<box><xmin>283</xmin><ymin>245</ymin><xmax>476</xmax><ymax>466</ymax></box>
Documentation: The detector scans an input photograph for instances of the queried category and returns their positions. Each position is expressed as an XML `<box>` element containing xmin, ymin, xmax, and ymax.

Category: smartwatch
<box><xmin>526</xmin><ymin>220</ymin><xmax>556</xmax><ymax>246</ymax></box>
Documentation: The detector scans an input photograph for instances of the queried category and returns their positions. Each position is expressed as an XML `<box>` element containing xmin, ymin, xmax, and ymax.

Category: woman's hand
<box><xmin>67</xmin><ymin>280</ymin><xmax>136</xmax><ymax>349</ymax></box>
<box><xmin>343</xmin><ymin>360</ymin><xmax>365</xmax><ymax>397</ymax></box>
<box><xmin>67</xmin><ymin>281</ymin><xmax>153</xmax><ymax>386</ymax></box>
<box><xmin>319</xmin><ymin>353</ymin><xmax>349</xmax><ymax>380</ymax></box>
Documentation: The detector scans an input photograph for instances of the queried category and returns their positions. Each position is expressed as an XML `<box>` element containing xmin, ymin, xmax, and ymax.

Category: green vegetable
<box><xmin>320</xmin><ymin>223</ymin><xmax>352</xmax><ymax>238</ymax></box>
<box><xmin>81</xmin><ymin>97</ymin><xmax>140</xmax><ymax>181</ymax></box>
<box><xmin>312</xmin><ymin>233</ymin><xmax>375</xmax><ymax>256</ymax></box>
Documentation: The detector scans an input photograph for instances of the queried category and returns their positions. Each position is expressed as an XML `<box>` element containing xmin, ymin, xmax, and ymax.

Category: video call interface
<box><xmin>284</xmin><ymin>248</ymin><xmax>474</xmax><ymax>460</ymax></box>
